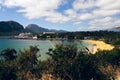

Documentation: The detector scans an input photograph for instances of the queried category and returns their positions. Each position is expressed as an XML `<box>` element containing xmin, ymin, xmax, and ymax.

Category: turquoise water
<box><xmin>0</xmin><ymin>39</ymin><xmax>91</xmax><ymax>60</ymax></box>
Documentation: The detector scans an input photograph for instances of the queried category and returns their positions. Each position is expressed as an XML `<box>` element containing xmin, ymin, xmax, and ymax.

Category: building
<box><xmin>33</xmin><ymin>36</ymin><xmax>38</xmax><ymax>39</ymax></box>
<box><xmin>14</xmin><ymin>32</ymin><xmax>32</xmax><ymax>39</ymax></box>
<box><xmin>43</xmin><ymin>32</ymin><xmax>55</xmax><ymax>35</ymax></box>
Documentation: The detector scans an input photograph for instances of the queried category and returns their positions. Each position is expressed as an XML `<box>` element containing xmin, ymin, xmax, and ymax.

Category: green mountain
<box><xmin>25</xmin><ymin>24</ymin><xmax>67</xmax><ymax>33</ymax></box>
<box><xmin>0</xmin><ymin>21</ymin><xmax>24</xmax><ymax>35</ymax></box>
<box><xmin>25</xmin><ymin>24</ymin><xmax>49</xmax><ymax>33</ymax></box>
<box><xmin>0</xmin><ymin>21</ymin><xmax>66</xmax><ymax>36</ymax></box>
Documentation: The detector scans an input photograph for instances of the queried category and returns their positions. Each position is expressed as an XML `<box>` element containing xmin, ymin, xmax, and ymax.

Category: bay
<box><xmin>0</xmin><ymin>39</ymin><xmax>91</xmax><ymax>60</ymax></box>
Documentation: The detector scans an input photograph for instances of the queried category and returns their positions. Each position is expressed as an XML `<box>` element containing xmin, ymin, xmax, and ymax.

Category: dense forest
<box><xmin>0</xmin><ymin>21</ymin><xmax>24</xmax><ymax>35</ymax></box>
<box><xmin>0</xmin><ymin>45</ymin><xmax>120</xmax><ymax>80</ymax></box>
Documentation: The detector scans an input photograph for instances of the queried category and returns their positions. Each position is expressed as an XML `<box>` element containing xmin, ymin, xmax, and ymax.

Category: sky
<box><xmin>0</xmin><ymin>0</ymin><xmax>120</xmax><ymax>31</ymax></box>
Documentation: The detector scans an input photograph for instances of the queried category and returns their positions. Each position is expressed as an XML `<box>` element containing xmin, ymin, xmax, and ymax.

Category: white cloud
<box><xmin>0</xmin><ymin>0</ymin><xmax>4</xmax><ymax>4</ymax></box>
<box><xmin>0</xmin><ymin>0</ymin><xmax>120</xmax><ymax>29</ymax></box>
<box><xmin>74</xmin><ymin>21</ymin><xmax>81</xmax><ymax>25</ymax></box>
<box><xmin>1</xmin><ymin>0</ymin><xmax>69</xmax><ymax>23</ymax></box>
<box><xmin>92</xmin><ymin>9</ymin><xmax>120</xmax><ymax>18</ymax></box>
<box><xmin>78</xmin><ymin>13</ymin><xmax>93</xmax><ymax>20</ymax></box>
<box><xmin>64</xmin><ymin>9</ymin><xmax>77</xmax><ymax>18</ymax></box>
<box><xmin>0</xmin><ymin>6</ymin><xmax>1</xmax><ymax>12</ymax></box>
<box><xmin>73</xmin><ymin>0</ymin><xmax>95</xmax><ymax>10</ymax></box>
<box><xmin>73</xmin><ymin>0</ymin><xmax>120</xmax><ymax>11</ymax></box>
<box><xmin>0</xmin><ymin>5</ymin><xmax>4</xmax><ymax>12</ymax></box>
<box><xmin>72</xmin><ymin>0</ymin><xmax>120</xmax><ymax>20</ymax></box>
<box><xmin>89</xmin><ymin>17</ymin><xmax>120</xmax><ymax>28</ymax></box>
<box><xmin>45</xmin><ymin>11</ymin><xmax>70</xmax><ymax>23</ymax></box>
<box><xmin>0</xmin><ymin>0</ymin><xmax>3</xmax><ymax>11</ymax></box>
<box><xmin>97</xmin><ymin>0</ymin><xmax>120</xmax><ymax>10</ymax></box>
<box><xmin>75</xmin><ymin>9</ymin><xmax>120</xmax><ymax>21</ymax></box>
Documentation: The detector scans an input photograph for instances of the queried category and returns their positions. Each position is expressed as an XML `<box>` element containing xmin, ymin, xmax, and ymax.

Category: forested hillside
<box><xmin>0</xmin><ymin>21</ymin><xmax>24</xmax><ymax>35</ymax></box>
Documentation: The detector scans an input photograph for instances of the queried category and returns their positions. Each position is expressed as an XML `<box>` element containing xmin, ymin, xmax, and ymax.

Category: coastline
<box><xmin>0</xmin><ymin>37</ymin><xmax>115</xmax><ymax>54</ymax></box>
<box><xmin>83</xmin><ymin>40</ymin><xmax>114</xmax><ymax>54</ymax></box>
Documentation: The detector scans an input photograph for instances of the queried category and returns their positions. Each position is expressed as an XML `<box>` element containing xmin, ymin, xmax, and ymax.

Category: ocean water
<box><xmin>0</xmin><ymin>39</ymin><xmax>91</xmax><ymax>60</ymax></box>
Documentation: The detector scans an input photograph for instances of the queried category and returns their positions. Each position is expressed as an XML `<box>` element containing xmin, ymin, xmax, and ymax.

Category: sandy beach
<box><xmin>83</xmin><ymin>40</ymin><xmax>114</xmax><ymax>54</ymax></box>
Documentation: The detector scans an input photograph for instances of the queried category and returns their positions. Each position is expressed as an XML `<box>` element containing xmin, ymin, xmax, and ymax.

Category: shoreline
<box><xmin>0</xmin><ymin>37</ymin><xmax>115</xmax><ymax>53</ymax></box>
<box><xmin>83</xmin><ymin>40</ymin><xmax>114</xmax><ymax>54</ymax></box>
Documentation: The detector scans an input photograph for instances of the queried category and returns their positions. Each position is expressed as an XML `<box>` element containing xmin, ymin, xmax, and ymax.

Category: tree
<box><xmin>0</xmin><ymin>48</ymin><xmax>17</xmax><ymax>80</ymax></box>
<box><xmin>16</xmin><ymin>46</ymin><xmax>42</xmax><ymax>80</ymax></box>
<box><xmin>46</xmin><ymin>44</ymin><xmax>120</xmax><ymax>80</ymax></box>
<box><xmin>0</xmin><ymin>48</ymin><xmax>17</xmax><ymax>61</ymax></box>
<box><xmin>46</xmin><ymin>44</ymin><xmax>78</xmax><ymax>80</ymax></box>
<box><xmin>0</xmin><ymin>46</ymin><xmax>43</xmax><ymax>80</ymax></box>
<box><xmin>0</xmin><ymin>61</ymin><xmax>17</xmax><ymax>80</ymax></box>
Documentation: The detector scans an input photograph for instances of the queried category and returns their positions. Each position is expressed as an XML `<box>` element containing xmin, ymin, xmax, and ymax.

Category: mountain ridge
<box><xmin>25</xmin><ymin>24</ymin><xmax>49</xmax><ymax>33</ymax></box>
<box><xmin>107</xmin><ymin>26</ymin><xmax>120</xmax><ymax>32</ymax></box>
<box><xmin>0</xmin><ymin>20</ymin><xmax>67</xmax><ymax>35</ymax></box>
<box><xmin>25</xmin><ymin>24</ymin><xmax>67</xmax><ymax>33</ymax></box>
<box><xmin>0</xmin><ymin>21</ymin><xmax>24</xmax><ymax>34</ymax></box>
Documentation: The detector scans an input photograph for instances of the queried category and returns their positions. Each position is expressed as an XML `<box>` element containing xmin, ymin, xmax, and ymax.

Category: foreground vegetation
<box><xmin>0</xmin><ymin>44</ymin><xmax>120</xmax><ymax>80</ymax></box>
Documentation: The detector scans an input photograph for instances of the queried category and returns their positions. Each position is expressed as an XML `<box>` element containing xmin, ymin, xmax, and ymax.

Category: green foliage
<box><xmin>46</xmin><ymin>44</ymin><xmax>78</xmax><ymax>80</ymax></box>
<box><xmin>16</xmin><ymin>46</ymin><xmax>42</xmax><ymax>79</ymax></box>
<box><xmin>0</xmin><ymin>61</ymin><xmax>17</xmax><ymax>80</ymax></box>
<box><xmin>0</xmin><ymin>48</ymin><xmax>17</xmax><ymax>61</ymax></box>
<box><xmin>0</xmin><ymin>46</ymin><xmax>44</xmax><ymax>80</ymax></box>
<box><xmin>47</xmin><ymin>44</ymin><xmax>120</xmax><ymax>80</ymax></box>
<box><xmin>95</xmin><ymin>48</ymin><xmax>120</xmax><ymax>66</ymax></box>
<box><xmin>0</xmin><ymin>48</ymin><xmax>17</xmax><ymax>80</ymax></box>
<box><xmin>0</xmin><ymin>45</ymin><xmax>120</xmax><ymax>80</ymax></box>
<box><xmin>55</xmin><ymin>31</ymin><xmax>120</xmax><ymax>45</ymax></box>
<box><xmin>0</xmin><ymin>21</ymin><xmax>24</xmax><ymax>35</ymax></box>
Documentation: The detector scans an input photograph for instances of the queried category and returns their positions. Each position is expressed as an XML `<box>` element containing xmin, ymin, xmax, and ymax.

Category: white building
<box><xmin>43</xmin><ymin>32</ymin><xmax>55</xmax><ymax>34</ymax></box>
<box><xmin>15</xmin><ymin>32</ymin><xmax>32</xmax><ymax>39</ymax></box>
<box><xmin>33</xmin><ymin>36</ymin><xmax>37</xmax><ymax>39</ymax></box>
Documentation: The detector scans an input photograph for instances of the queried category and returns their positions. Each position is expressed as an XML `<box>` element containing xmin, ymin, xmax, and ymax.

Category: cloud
<box><xmin>71</xmin><ymin>0</ymin><xmax>120</xmax><ymax>20</ymax></box>
<box><xmin>64</xmin><ymin>9</ymin><xmax>77</xmax><ymax>18</ymax></box>
<box><xmin>0</xmin><ymin>5</ymin><xmax>4</xmax><ymax>12</ymax></box>
<box><xmin>0</xmin><ymin>0</ymin><xmax>120</xmax><ymax>29</ymax></box>
<box><xmin>45</xmin><ymin>11</ymin><xmax>70</xmax><ymax>23</ymax></box>
<box><xmin>1</xmin><ymin>0</ymin><xmax>69</xmax><ymax>23</ymax></box>
<box><xmin>89</xmin><ymin>17</ymin><xmax>120</xmax><ymax>28</ymax></box>
<box><xmin>72</xmin><ymin>0</ymin><xmax>120</xmax><ymax>11</ymax></box>
<box><xmin>0</xmin><ymin>0</ymin><xmax>3</xmax><ymax>11</ymax></box>
<box><xmin>78</xmin><ymin>13</ymin><xmax>93</xmax><ymax>20</ymax></box>
<box><xmin>74</xmin><ymin>21</ymin><xmax>82</xmax><ymax>25</ymax></box>
<box><xmin>97</xmin><ymin>0</ymin><xmax>120</xmax><ymax>10</ymax></box>
<box><xmin>0</xmin><ymin>0</ymin><xmax>4</xmax><ymax>4</ymax></box>
<box><xmin>73</xmin><ymin>0</ymin><xmax>96</xmax><ymax>10</ymax></box>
